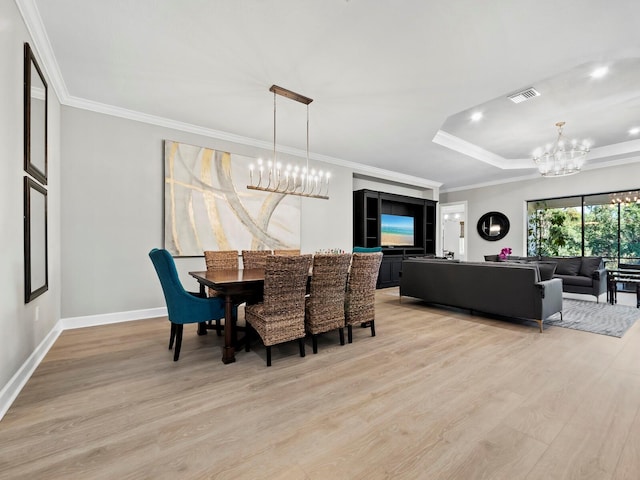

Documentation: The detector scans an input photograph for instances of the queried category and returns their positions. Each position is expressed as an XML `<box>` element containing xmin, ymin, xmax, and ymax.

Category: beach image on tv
<box><xmin>380</xmin><ymin>214</ymin><xmax>414</xmax><ymax>246</ymax></box>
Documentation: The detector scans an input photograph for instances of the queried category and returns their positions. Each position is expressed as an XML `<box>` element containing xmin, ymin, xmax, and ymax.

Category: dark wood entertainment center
<box><xmin>353</xmin><ymin>189</ymin><xmax>437</xmax><ymax>288</ymax></box>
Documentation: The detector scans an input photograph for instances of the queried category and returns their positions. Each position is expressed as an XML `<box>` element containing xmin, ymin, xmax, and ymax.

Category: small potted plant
<box><xmin>498</xmin><ymin>247</ymin><xmax>512</xmax><ymax>261</ymax></box>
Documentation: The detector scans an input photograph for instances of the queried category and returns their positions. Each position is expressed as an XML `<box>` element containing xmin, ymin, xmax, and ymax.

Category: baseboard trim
<box><xmin>61</xmin><ymin>307</ymin><xmax>167</xmax><ymax>330</ymax></box>
<box><xmin>0</xmin><ymin>306</ymin><xmax>168</xmax><ymax>421</ymax></box>
<box><xmin>0</xmin><ymin>321</ymin><xmax>63</xmax><ymax>421</ymax></box>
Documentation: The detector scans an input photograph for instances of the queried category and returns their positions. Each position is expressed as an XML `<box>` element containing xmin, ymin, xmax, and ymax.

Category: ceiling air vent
<box><xmin>507</xmin><ymin>87</ymin><xmax>540</xmax><ymax>104</ymax></box>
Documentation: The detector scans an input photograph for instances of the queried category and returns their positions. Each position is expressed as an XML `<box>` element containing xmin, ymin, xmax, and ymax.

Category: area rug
<box><xmin>546</xmin><ymin>299</ymin><xmax>640</xmax><ymax>337</ymax></box>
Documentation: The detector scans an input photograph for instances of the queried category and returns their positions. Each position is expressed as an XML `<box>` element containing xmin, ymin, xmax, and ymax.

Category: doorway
<box><xmin>440</xmin><ymin>202</ymin><xmax>467</xmax><ymax>261</ymax></box>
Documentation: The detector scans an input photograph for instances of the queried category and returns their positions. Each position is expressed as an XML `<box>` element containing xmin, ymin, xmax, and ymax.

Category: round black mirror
<box><xmin>477</xmin><ymin>211</ymin><xmax>510</xmax><ymax>241</ymax></box>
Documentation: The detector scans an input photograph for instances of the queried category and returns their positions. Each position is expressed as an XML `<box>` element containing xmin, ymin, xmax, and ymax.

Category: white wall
<box><xmin>60</xmin><ymin>107</ymin><xmax>353</xmax><ymax>318</ymax></box>
<box><xmin>0</xmin><ymin>0</ymin><xmax>61</xmax><ymax>398</ymax></box>
<box><xmin>441</xmin><ymin>161</ymin><xmax>640</xmax><ymax>261</ymax></box>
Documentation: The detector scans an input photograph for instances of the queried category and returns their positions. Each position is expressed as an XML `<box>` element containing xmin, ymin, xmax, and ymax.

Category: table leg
<box><xmin>222</xmin><ymin>294</ymin><xmax>236</xmax><ymax>364</ymax></box>
<box><xmin>608</xmin><ymin>278</ymin><xmax>616</xmax><ymax>305</ymax></box>
<box><xmin>607</xmin><ymin>279</ymin><xmax>614</xmax><ymax>305</ymax></box>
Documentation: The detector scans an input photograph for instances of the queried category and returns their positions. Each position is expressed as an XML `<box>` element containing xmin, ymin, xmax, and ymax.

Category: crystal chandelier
<box><xmin>610</xmin><ymin>191</ymin><xmax>640</xmax><ymax>204</ymax></box>
<box><xmin>247</xmin><ymin>85</ymin><xmax>330</xmax><ymax>200</ymax></box>
<box><xmin>532</xmin><ymin>122</ymin><xmax>590</xmax><ymax>177</ymax></box>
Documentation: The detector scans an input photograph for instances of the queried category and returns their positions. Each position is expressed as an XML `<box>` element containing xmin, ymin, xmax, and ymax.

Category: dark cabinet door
<box><xmin>378</xmin><ymin>256</ymin><xmax>403</xmax><ymax>288</ymax></box>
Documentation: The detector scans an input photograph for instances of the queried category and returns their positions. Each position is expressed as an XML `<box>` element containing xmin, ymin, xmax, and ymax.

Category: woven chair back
<box><xmin>262</xmin><ymin>254</ymin><xmax>312</xmax><ymax>315</ymax></box>
<box><xmin>345</xmin><ymin>252</ymin><xmax>383</xmax><ymax>325</ymax></box>
<box><xmin>306</xmin><ymin>254</ymin><xmax>351</xmax><ymax>331</ymax></box>
<box><xmin>204</xmin><ymin>250</ymin><xmax>239</xmax><ymax>271</ymax></box>
<box><xmin>242</xmin><ymin>250</ymin><xmax>272</xmax><ymax>269</ymax></box>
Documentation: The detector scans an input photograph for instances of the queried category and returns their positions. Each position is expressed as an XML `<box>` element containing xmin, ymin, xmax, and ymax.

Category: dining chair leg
<box><xmin>370</xmin><ymin>320</ymin><xmax>376</xmax><ymax>337</ymax></box>
<box><xmin>347</xmin><ymin>325</ymin><xmax>353</xmax><ymax>344</ymax></box>
<box><xmin>312</xmin><ymin>335</ymin><xmax>318</xmax><ymax>354</ymax></box>
<box><xmin>173</xmin><ymin>324</ymin><xmax>184</xmax><ymax>361</ymax></box>
<box><xmin>216</xmin><ymin>318</ymin><xmax>222</xmax><ymax>336</ymax></box>
<box><xmin>339</xmin><ymin>328</ymin><xmax>345</xmax><ymax>345</ymax></box>
<box><xmin>169</xmin><ymin>322</ymin><xmax>177</xmax><ymax>349</ymax></box>
<box><xmin>266</xmin><ymin>346</ymin><xmax>272</xmax><ymax>367</ymax></box>
<box><xmin>197</xmin><ymin>322</ymin><xmax>207</xmax><ymax>336</ymax></box>
<box><xmin>299</xmin><ymin>338</ymin><xmax>306</xmax><ymax>358</ymax></box>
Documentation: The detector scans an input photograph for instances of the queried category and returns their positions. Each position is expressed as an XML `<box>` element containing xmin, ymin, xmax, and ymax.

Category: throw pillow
<box><xmin>555</xmin><ymin>257</ymin><xmax>582</xmax><ymax>276</ymax></box>
<box><xmin>353</xmin><ymin>246</ymin><xmax>382</xmax><ymax>253</ymax></box>
<box><xmin>579</xmin><ymin>256</ymin><xmax>602</xmax><ymax>277</ymax></box>
<box><xmin>536</xmin><ymin>261</ymin><xmax>558</xmax><ymax>281</ymax></box>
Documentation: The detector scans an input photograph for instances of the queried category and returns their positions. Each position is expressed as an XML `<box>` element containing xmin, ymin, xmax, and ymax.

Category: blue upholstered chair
<box><xmin>353</xmin><ymin>246</ymin><xmax>382</xmax><ymax>253</ymax></box>
<box><xmin>149</xmin><ymin>248</ymin><xmax>227</xmax><ymax>361</ymax></box>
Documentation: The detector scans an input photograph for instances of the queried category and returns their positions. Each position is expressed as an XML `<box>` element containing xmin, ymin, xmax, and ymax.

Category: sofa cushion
<box><xmin>535</xmin><ymin>261</ymin><xmax>557</xmax><ymax>281</ymax></box>
<box><xmin>554</xmin><ymin>257</ymin><xmax>582</xmax><ymax>276</ymax></box>
<box><xmin>580</xmin><ymin>256</ymin><xmax>602</xmax><ymax>277</ymax></box>
<box><xmin>555</xmin><ymin>274</ymin><xmax>593</xmax><ymax>287</ymax></box>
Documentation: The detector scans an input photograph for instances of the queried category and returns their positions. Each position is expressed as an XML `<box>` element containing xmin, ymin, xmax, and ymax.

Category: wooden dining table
<box><xmin>189</xmin><ymin>268</ymin><xmax>266</xmax><ymax>364</ymax></box>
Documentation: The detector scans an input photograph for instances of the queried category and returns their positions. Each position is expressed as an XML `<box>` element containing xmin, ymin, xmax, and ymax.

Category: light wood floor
<box><xmin>1</xmin><ymin>289</ymin><xmax>640</xmax><ymax>479</ymax></box>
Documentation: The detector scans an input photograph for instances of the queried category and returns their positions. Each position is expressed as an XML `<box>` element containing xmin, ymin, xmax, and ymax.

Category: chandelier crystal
<box><xmin>532</xmin><ymin>122</ymin><xmax>590</xmax><ymax>177</ymax></box>
<box><xmin>247</xmin><ymin>85</ymin><xmax>329</xmax><ymax>200</ymax></box>
<box><xmin>610</xmin><ymin>191</ymin><xmax>640</xmax><ymax>204</ymax></box>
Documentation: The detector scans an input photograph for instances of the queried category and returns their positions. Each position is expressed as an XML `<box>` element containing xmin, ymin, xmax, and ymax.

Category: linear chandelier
<box><xmin>247</xmin><ymin>85</ymin><xmax>330</xmax><ymax>200</ymax></box>
<box><xmin>532</xmin><ymin>122</ymin><xmax>590</xmax><ymax>177</ymax></box>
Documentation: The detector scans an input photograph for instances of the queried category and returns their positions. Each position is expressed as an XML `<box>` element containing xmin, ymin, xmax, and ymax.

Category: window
<box><xmin>527</xmin><ymin>189</ymin><xmax>640</xmax><ymax>265</ymax></box>
<box><xmin>527</xmin><ymin>196</ymin><xmax>581</xmax><ymax>257</ymax></box>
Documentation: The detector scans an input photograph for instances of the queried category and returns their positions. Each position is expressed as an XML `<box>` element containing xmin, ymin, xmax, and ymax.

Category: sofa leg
<box><xmin>538</xmin><ymin>319</ymin><xmax>543</xmax><ymax>333</ymax></box>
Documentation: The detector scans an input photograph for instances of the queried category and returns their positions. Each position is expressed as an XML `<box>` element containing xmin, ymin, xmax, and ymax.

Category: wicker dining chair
<box><xmin>274</xmin><ymin>249</ymin><xmax>301</xmax><ymax>256</ymax></box>
<box><xmin>345</xmin><ymin>252</ymin><xmax>383</xmax><ymax>343</ymax></box>
<box><xmin>203</xmin><ymin>250</ymin><xmax>239</xmax><ymax>335</ymax></box>
<box><xmin>245</xmin><ymin>254</ymin><xmax>313</xmax><ymax>366</ymax></box>
<box><xmin>305</xmin><ymin>253</ymin><xmax>352</xmax><ymax>354</ymax></box>
<box><xmin>204</xmin><ymin>250</ymin><xmax>239</xmax><ymax>297</ymax></box>
<box><xmin>241</xmin><ymin>250</ymin><xmax>272</xmax><ymax>269</ymax></box>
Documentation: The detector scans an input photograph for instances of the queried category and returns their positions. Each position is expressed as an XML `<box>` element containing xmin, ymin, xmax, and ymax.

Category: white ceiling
<box><xmin>27</xmin><ymin>0</ymin><xmax>640</xmax><ymax>190</ymax></box>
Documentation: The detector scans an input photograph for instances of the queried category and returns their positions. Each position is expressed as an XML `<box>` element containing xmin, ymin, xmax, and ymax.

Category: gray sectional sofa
<box><xmin>399</xmin><ymin>259</ymin><xmax>563</xmax><ymax>332</ymax></box>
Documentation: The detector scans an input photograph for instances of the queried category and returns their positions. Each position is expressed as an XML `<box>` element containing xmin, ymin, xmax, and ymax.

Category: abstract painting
<box><xmin>164</xmin><ymin>140</ymin><xmax>300</xmax><ymax>257</ymax></box>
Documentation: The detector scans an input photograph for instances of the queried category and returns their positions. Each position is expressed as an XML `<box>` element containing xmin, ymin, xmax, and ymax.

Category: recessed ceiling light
<box><xmin>590</xmin><ymin>66</ymin><xmax>609</xmax><ymax>78</ymax></box>
<box><xmin>630</xmin><ymin>127</ymin><xmax>640</xmax><ymax>135</ymax></box>
<box><xmin>470</xmin><ymin>111</ymin><xmax>483</xmax><ymax>122</ymax></box>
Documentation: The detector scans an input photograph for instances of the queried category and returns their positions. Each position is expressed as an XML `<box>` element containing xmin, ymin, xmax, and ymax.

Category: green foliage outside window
<box><xmin>527</xmin><ymin>204</ymin><xmax>580</xmax><ymax>257</ymax></box>
<box><xmin>527</xmin><ymin>195</ymin><xmax>640</xmax><ymax>262</ymax></box>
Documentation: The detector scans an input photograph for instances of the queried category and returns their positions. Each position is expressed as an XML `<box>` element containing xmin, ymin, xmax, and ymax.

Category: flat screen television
<box><xmin>380</xmin><ymin>214</ymin><xmax>415</xmax><ymax>246</ymax></box>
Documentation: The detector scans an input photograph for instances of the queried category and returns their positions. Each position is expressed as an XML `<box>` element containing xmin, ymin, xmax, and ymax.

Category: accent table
<box><xmin>607</xmin><ymin>268</ymin><xmax>640</xmax><ymax>308</ymax></box>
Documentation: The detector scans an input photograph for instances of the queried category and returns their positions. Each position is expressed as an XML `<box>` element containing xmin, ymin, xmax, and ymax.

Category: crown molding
<box><xmin>15</xmin><ymin>0</ymin><xmax>69</xmax><ymax>103</ymax></box>
<box><xmin>64</xmin><ymin>95</ymin><xmax>443</xmax><ymax>189</ymax></box>
<box><xmin>434</xmin><ymin>130</ymin><xmax>640</xmax><ymax>174</ymax></box>
<box><xmin>440</xmin><ymin>155</ymin><xmax>640</xmax><ymax>193</ymax></box>
<box><xmin>432</xmin><ymin>130</ymin><xmax>508</xmax><ymax>168</ymax></box>
<box><xmin>587</xmin><ymin>138</ymin><xmax>640</xmax><ymax>161</ymax></box>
